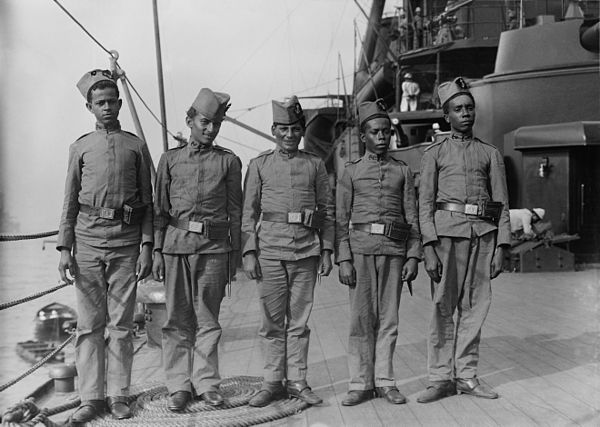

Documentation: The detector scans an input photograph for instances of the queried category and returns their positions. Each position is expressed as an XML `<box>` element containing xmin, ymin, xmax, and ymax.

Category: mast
<box><xmin>152</xmin><ymin>0</ymin><xmax>169</xmax><ymax>152</ymax></box>
<box><xmin>110</xmin><ymin>51</ymin><xmax>157</xmax><ymax>182</ymax></box>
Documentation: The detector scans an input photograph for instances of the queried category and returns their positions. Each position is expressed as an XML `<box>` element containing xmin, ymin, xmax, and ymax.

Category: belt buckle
<box><xmin>188</xmin><ymin>221</ymin><xmax>204</xmax><ymax>233</ymax></box>
<box><xmin>464</xmin><ymin>204</ymin><xmax>479</xmax><ymax>215</ymax></box>
<box><xmin>99</xmin><ymin>207</ymin><xmax>115</xmax><ymax>220</ymax></box>
<box><xmin>287</xmin><ymin>212</ymin><xmax>303</xmax><ymax>224</ymax></box>
<box><xmin>370</xmin><ymin>223</ymin><xmax>385</xmax><ymax>235</ymax></box>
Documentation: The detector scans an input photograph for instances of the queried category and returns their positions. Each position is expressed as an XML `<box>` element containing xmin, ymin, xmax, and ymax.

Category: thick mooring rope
<box><xmin>0</xmin><ymin>282</ymin><xmax>71</xmax><ymax>311</ymax></box>
<box><xmin>0</xmin><ymin>230</ymin><xmax>58</xmax><ymax>242</ymax></box>
<box><xmin>0</xmin><ymin>334</ymin><xmax>75</xmax><ymax>393</ymax></box>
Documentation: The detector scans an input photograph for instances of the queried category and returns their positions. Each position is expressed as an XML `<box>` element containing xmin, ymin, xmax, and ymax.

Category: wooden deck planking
<box><xmin>485</xmin><ymin>334</ymin><xmax>598</xmax><ymax>419</ymax></box>
<box><xmin>487</xmin><ymin>322</ymin><xmax>599</xmax><ymax>403</ymax></box>
<box><xmin>34</xmin><ymin>267</ymin><xmax>600</xmax><ymax>426</ymax></box>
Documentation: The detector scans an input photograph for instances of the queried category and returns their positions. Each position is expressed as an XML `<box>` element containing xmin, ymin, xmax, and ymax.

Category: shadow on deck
<box><xmin>42</xmin><ymin>267</ymin><xmax>599</xmax><ymax>426</ymax></box>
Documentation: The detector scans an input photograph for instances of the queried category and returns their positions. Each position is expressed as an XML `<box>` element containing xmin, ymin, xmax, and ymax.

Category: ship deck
<box><xmin>44</xmin><ymin>267</ymin><xmax>599</xmax><ymax>426</ymax></box>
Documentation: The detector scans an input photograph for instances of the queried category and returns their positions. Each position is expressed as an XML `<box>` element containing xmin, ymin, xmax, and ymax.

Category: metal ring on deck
<box><xmin>86</xmin><ymin>376</ymin><xmax>309</xmax><ymax>426</ymax></box>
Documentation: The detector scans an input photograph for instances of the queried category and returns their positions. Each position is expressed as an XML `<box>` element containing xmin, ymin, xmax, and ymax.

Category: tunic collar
<box><xmin>277</xmin><ymin>148</ymin><xmax>298</xmax><ymax>159</ymax></box>
<box><xmin>95</xmin><ymin>120</ymin><xmax>121</xmax><ymax>133</ymax></box>
<box><xmin>186</xmin><ymin>139</ymin><xmax>214</xmax><ymax>155</ymax></box>
<box><xmin>451</xmin><ymin>131</ymin><xmax>473</xmax><ymax>141</ymax></box>
<box><xmin>364</xmin><ymin>151</ymin><xmax>388</xmax><ymax>162</ymax></box>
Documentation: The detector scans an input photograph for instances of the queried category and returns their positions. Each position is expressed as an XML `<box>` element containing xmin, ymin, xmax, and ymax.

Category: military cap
<box><xmin>77</xmin><ymin>69</ymin><xmax>117</xmax><ymax>99</ymax></box>
<box><xmin>358</xmin><ymin>98</ymin><xmax>390</xmax><ymax>128</ymax></box>
<box><xmin>272</xmin><ymin>95</ymin><xmax>304</xmax><ymax>125</ymax></box>
<box><xmin>191</xmin><ymin>88</ymin><xmax>231</xmax><ymax>122</ymax></box>
<box><xmin>437</xmin><ymin>76</ymin><xmax>473</xmax><ymax>107</ymax></box>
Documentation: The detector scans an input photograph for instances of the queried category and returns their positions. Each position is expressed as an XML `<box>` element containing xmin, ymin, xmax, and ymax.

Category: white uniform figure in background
<box><xmin>509</xmin><ymin>208</ymin><xmax>545</xmax><ymax>239</ymax></box>
<box><xmin>401</xmin><ymin>73</ymin><xmax>420</xmax><ymax>112</ymax></box>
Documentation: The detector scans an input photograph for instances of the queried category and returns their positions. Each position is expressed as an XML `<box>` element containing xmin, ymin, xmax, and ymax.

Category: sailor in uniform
<box><xmin>242</xmin><ymin>96</ymin><xmax>335</xmax><ymax>407</ymax></box>
<box><xmin>152</xmin><ymin>88</ymin><xmax>242</xmax><ymax>411</ymax></box>
<box><xmin>57</xmin><ymin>69</ymin><xmax>154</xmax><ymax>423</ymax></box>
<box><xmin>336</xmin><ymin>99</ymin><xmax>422</xmax><ymax>406</ymax></box>
<box><xmin>417</xmin><ymin>77</ymin><xmax>510</xmax><ymax>403</ymax></box>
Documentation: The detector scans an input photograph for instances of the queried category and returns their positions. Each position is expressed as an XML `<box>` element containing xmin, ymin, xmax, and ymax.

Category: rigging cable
<box><xmin>314</xmin><ymin>0</ymin><xmax>350</xmax><ymax>92</ymax></box>
<box><xmin>220</xmin><ymin>2</ymin><xmax>302</xmax><ymax>89</ymax></box>
<box><xmin>218</xmin><ymin>135</ymin><xmax>262</xmax><ymax>153</ymax></box>
<box><xmin>51</xmin><ymin>0</ymin><xmax>178</xmax><ymax>141</ymax></box>
<box><xmin>52</xmin><ymin>0</ymin><xmax>280</xmax><ymax>150</ymax></box>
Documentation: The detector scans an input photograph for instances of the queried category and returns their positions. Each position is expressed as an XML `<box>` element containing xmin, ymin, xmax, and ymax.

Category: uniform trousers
<box><xmin>427</xmin><ymin>231</ymin><xmax>495</xmax><ymax>381</ymax></box>
<box><xmin>257</xmin><ymin>256</ymin><xmax>318</xmax><ymax>382</ymax></box>
<box><xmin>162</xmin><ymin>253</ymin><xmax>227</xmax><ymax>395</ymax></box>
<box><xmin>400</xmin><ymin>97</ymin><xmax>418</xmax><ymax>112</ymax></box>
<box><xmin>73</xmin><ymin>241</ymin><xmax>139</xmax><ymax>400</ymax></box>
<box><xmin>348</xmin><ymin>254</ymin><xmax>404</xmax><ymax>390</ymax></box>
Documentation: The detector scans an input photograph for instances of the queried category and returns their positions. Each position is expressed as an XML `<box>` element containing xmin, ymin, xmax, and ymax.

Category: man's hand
<box><xmin>338</xmin><ymin>260</ymin><xmax>356</xmax><ymax>286</ymax></box>
<box><xmin>490</xmin><ymin>246</ymin><xmax>506</xmax><ymax>279</ymax></box>
<box><xmin>136</xmin><ymin>244</ymin><xmax>152</xmax><ymax>281</ymax></box>
<box><xmin>152</xmin><ymin>250</ymin><xmax>165</xmax><ymax>281</ymax></box>
<box><xmin>58</xmin><ymin>248</ymin><xmax>78</xmax><ymax>284</ymax></box>
<box><xmin>402</xmin><ymin>257</ymin><xmax>419</xmax><ymax>282</ymax></box>
<box><xmin>424</xmin><ymin>244</ymin><xmax>443</xmax><ymax>283</ymax></box>
<box><xmin>318</xmin><ymin>250</ymin><xmax>333</xmax><ymax>277</ymax></box>
<box><xmin>229</xmin><ymin>250</ymin><xmax>240</xmax><ymax>282</ymax></box>
<box><xmin>243</xmin><ymin>252</ymin><xmax>262</xmax><ymax>280</ymax></box>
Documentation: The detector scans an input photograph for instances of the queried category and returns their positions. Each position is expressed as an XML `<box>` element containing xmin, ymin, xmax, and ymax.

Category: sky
<box><xmin>0</xmin><ymin>0</ymin><xmax>402</xmax><ymax>233</ymax></box>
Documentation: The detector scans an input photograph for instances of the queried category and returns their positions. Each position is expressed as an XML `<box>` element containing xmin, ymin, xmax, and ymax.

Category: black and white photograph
<box><xmin>1</xmin><ymin>0</ymin><xmax>598</xmax><ymax>425</ymax></box>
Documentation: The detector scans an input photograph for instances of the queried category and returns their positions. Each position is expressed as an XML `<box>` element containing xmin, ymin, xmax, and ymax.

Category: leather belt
<box><xmin>262</xmin><ymin>212</ymin><xmax>304</xmax><ymax>224</ymax></box>
<box><xmin>352</xmin><ymin>223</ymin><xmax>387</xmax><ymax>235</ymax></box>
<box><xmin>169</xmin><ymin>218</ymin><xmax>205</xmax><ymax>233</ymax></box>
<box><xmin>169</xmin><ymin>218</ymin><xmax>229</xmax><ymax>238</ymax></box>
<box><xmin>436</xmin><ymin>202</ymin><xmax>480</xmax><ymax>216</ymax></box>
<box><xmin>80</xmin><ymin>204</ymin><xmax>123</xmax><ymax>220</ymax></box>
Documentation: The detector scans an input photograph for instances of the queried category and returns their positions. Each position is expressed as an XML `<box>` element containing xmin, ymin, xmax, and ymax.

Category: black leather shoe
<box><xmin>376</xmin><ymin>386</ymin><xmax>407</xmax><ymax>404</ymax></box>
<box><xmin>456</xmin><ymin>378</ymin><xmax>498</xmax><ymax>399</ymax></box>
<box><xmin>70</xmin><ymin>400</ymin><xmax>105</xmax><ymax>424</ymax></box>
<box><xmin>200</xmin><ymin>390</ymin><xmax>224</xmax><ymax>406</ymax></box>
<box><xmin>249</xmin><ymin>382</ymin><xmax>286</xmax><ymax>407</ymax></box>
<box><xmin>167</xmin><ymin>391</ymin><xmax>191</xmax><ymax>412</ymax></box>
<box><xmin>417</xmin><ymin>380</ymin><xmax>457</xmax><ymax>403</ymax></box>
<box><xmin>286</xmin><ymin>380</ymin><xmax>323</xmax><ymax>405</ymax></box>
<box><xmin>341</xmin><ymin>390</ymin><xmax>374</xmax><ymax>406</ymax></box>
<box><xmin>106</xmin><ymin>396</ymin><xmax>131</xmax><ymax>420</ymax></box>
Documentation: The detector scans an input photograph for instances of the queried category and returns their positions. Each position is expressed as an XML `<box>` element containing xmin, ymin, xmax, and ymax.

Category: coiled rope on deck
<box><xmin>0</xmin><ymin>333</ymin><xmax>75</xmax><ymax>393</ymax></box>
<box><xmin>85</xmin><ymin>376</ymin><xmax>309</xmax><ymax>426</ymax></box>
<box><xmin>1</xmin><ymin>400</ymin><xmax>64</xmax><ymax>427</ymax></box>
<box><xmin>2</xmin><ymin>376</ymin><xmax>309</xmax><ymax>426</ymax></box>
<box><xmin>0</xmin><ymin>282</ymin><xmax>72</xmax><ymax>311</ymax></box>
<box><xmin>0</xmin><ymin>230</ymin><xmax>58</xmax><ymax>242</ymax></box>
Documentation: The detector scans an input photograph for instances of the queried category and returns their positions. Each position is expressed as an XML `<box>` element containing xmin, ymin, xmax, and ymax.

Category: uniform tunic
<box><xmin>57</xmin><ymin>121</ymin><xmax>153</xmax><ymax>400</ymax></box>
<box><xmin>336</xmin><ymin>152</ymin><xmax>422</xmax><ymax>390</ymax></box>
<box><xmin>153</xmin><ymin>143</ymin><xmax>242</xmax><ymax>395</ymax></box>
<box><xmin>242</xmin><ymin>148</ymin><xmax>334</xmax><ymax>382</ymax></box>
<box><xmin>418</xmin><ymin>133</ymin><xmax>510</xmax><ymax>382</ymax></box>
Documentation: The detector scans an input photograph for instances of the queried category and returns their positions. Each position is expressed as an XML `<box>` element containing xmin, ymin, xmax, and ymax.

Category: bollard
<box><xmin>49</xmin><ymin>363</ymin><xmax>77</xmax><ymax>393</ymax></box>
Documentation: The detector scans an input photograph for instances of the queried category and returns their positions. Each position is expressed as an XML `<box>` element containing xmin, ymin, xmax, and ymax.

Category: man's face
<box><xmin>186</xmin><ymin>113</ymin><xmax>221</xmax><ymax>149</ymax></box>
<box><xmin>445</xmin><ymin>94</ymin><xmax>475</xmax><ymax>133</ymax></box>
<box><xmin>271</xmin><ymin>123</ymin><xmax>304</xmax><ymax>153</ymax></box>
<box><xmin>361</xmin><ymin>117</ymin><xmax>391</xmax><ymax>155</ymax></box>
<box><xmin>86</xmin><ymin>87</ymin><xmax>121</xmax><ymax>126</ymax></box>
